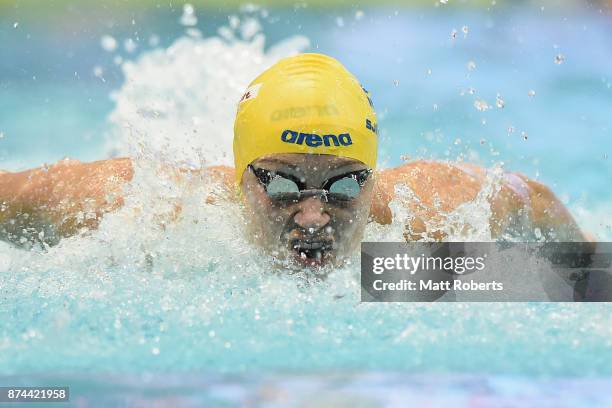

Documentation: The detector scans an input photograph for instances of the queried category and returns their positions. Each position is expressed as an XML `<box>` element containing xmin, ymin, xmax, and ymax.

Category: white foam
<box><xmin>106</xmin><ymin>19</ymin><xmax>309</xmax><ymax>168</ymax></box>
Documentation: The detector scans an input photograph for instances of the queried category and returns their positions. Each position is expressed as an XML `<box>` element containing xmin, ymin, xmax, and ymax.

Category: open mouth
<box><xmin>290</xmin><ymin>239</ymin><xmax>334</xmax><ymax>266</ymax></box>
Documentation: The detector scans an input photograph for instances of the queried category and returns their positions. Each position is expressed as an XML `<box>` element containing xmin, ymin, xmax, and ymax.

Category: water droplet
<box><xmin>496</xmin><ymin>94</ymin><xmax>505</xmax><ymax>108</ymax></box>
<box><xmin>467</xmin><ymin>61</ymin><xmax>477</xmax><ymax>71</ymax></box>
<box><xmin>228</xmin><ymin>15</ymin><xmax>240</xmax><ymax>29</ymax></box>
<box><xmin>335</xmin><ymin>17</ymin><xmax>345</xmax><ymax>27</ymax></box>
<box><xmin>451</xmin><ymin>29</ymin><xmax>458</xmax><ymax>40</ymax></box>
<box><xmin>528</xmin><ymin>89</ymin><xmax>536</xmax><ymax>97</ymax></box>
<box><xmin>473</xmin><ymin>98</ymin><xmax>490</xmax><ymax>111</ymax></box>
<box><xmin>507</xmin><ymin>126</ymin><xmax>515</xmax><ymax>134</ymax></box>
<box><xmin>13</xmin><ymin>22</ymin><xmax>18</xmax><ymax>28</ymax></box>
<box><xmin>148</xmin><ymin>34</ymin><xmax>160</xmax><ymax>47</ymax></box>
<box><xmin>0</xmin><ymin>132</ymin><xmax>4</xmax><ymax>139</ymax></box>
<box><xmin>433</xmin><ymin>103</ymin><xmax>438</xmax><ymax>111</ymax></box>
<box><xmin>400</xmin><ymin>154</ymin><xmax>411</xmax><ymax>161</ymax></box>
<box><xmin>100</xmin><ymin>35</ymin><xmax>117</xmax><ymax>52</ymax></box>
<box><xmin>93</xmin><ymin>66</ymin><xmax>103</xmax><ymax>78</ymax></box>
<box><xmin>180</xmin><ymin>3</ymin><xmax>198</xmax><ymax>26</ymax></box>
<box><xmin>522</xmin><ymin>131</ymin><xmax>528</xmax><ymax>140</ymax></box>
<box><xmin>462</xmin><ymin>25</ymin><xmax>469</xmax><ymax>37</ymax></box>
<box><xmin>454</xmin><ymin>138</ymin><xmax>461</xmax><ymax>145</ymax></box>
<box><xmin>208</xmin><ymin>330</ymin><xmax>216</xmax><ymax>338</ymax></box>
<box><xmin>124</xmin><ymin>38</ymin><xmax>137</xmax><ymax>53</ymax></box>
<box><xmin>554</xmin><ymin>54</ymin><xmax>565</xmax><ymax>65</ymax></box>
<box><xmin>427</xmin><ymin>69</ymin><xmax>432</xmax><ymax>75</ymax></box>
<box><xmin>440</xmin><ymin>0</ymin><xmax>448</xmax><ymax>4</ymax></box>
<box><xmin>151</xmin><ymin>347</ymin><xmax>160</xmax><ymax>355</ymax></box>
<box><xmin>355</xmin><ymin>10</ymin><xmax>364</xmax><ymax>20</ymax></box>
<box><xmin>480</xmin><ymin>139</ymin><xmax>486</xmax><ymax>145</ymax></box>
<box><xmin>393</xmin><ymin>79</ymin><xmax>400</xmax><ymax>86</ymax></box>
<box><xmin>468</xmin><ymin>87</ymin><xmax>476</xmax><ymax>95</ymax></box>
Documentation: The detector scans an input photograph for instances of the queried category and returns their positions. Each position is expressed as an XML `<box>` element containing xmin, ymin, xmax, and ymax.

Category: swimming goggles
<box><xmin>248</xmin><ymin>164</ymin><xmax>372</xmax><ymax>203</ymax></box>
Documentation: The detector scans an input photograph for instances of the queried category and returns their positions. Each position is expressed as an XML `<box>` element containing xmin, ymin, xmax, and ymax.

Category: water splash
<box><xmin>106</xmin><ymin>18</ymin><xmax>309</xmax><ymax>167</ymax></box>
<box><xmin>2</xmin><ymin>14</ymin><xmax>611</xmax><ymax>379</ymax></box>
<box><xmin>179</xmin><ymin>4</ymin><xmax>198</xmax><ymax>27</ymax></box>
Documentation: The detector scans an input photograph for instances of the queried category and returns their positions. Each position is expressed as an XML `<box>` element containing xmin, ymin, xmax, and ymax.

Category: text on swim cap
<box><xmin>366</xmin><ymin>119</ymin><xmax>378</xmax><ymax>135</ymax></box>
<box><xmin>281</xmin><ymin>130</ymin><xmax>352</xmax><ymax>147</ymax></box>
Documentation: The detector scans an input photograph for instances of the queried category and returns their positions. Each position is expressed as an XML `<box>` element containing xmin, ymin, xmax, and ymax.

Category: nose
<box><xmin>293</xmin><ymin>196</ymin><xmax>330</xmax><ymax>231</ymax></box>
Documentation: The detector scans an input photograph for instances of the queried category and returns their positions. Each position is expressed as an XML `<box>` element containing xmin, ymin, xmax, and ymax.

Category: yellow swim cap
<box><xmin>233</xmin><ymin>53</ymin><xmax>377</xmax><ymax>185</ymax></box>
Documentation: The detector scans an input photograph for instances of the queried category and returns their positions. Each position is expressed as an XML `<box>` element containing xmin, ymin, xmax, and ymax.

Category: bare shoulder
<box><xmin>369</xmin><ymin>160</ymin><xmax>588</xmax><ymax>242</ymax></box>
<box><xmin>370</xmin><ymin>160</ymin><xmax>487</xmax><ymax>222</ymax></box>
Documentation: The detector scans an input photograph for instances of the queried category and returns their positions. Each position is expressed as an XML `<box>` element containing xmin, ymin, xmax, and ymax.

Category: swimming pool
<box><xmin>1</xmin><ymin>2</ymin><xmax>611</xmax><ymax>405</ymax></box>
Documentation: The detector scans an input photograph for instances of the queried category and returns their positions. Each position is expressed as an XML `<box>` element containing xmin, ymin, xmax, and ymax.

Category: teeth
<box><xmin>294</xmin><ymin>242</ymin><xmax>323</xmax><ymax>250</ymax></box>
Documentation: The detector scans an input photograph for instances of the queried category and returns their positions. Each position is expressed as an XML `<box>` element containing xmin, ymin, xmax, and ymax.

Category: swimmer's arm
<box><xmin>172</xmin><ymin>165</ymin><xmax>236</xmax><ymax>204</ymax></box>
<box><xmin>371</xmin><ymin>161</ymin><xmax>591</xmax><ymax>242</ymax></box>
<box><xmin>0</xmin><ymin>158</ymin><xmax>235</xmax><ymax>246</ymax></box>
<box><xmin>0</xmin><ymin>158</ymin><xmax>133</xmax><ymax>245</ymax></box>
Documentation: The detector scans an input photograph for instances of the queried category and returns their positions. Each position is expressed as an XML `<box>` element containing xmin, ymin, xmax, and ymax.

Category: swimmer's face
<box><xmin>241</xmin><ymin>153</ymin><xmax>375</xmax><ymax>268</ymax></box>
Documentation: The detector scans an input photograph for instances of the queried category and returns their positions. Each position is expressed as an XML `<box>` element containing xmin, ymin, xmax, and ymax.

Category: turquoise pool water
<box><xmin>1</xmin><ymin>3</ymin><xmax>611</xmax><ymax>405</ymax></box>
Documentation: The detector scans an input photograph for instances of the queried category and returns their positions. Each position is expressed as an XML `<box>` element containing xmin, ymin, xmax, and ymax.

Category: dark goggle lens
<box><xmin>266</xmin><ymin>176</ymin><xmax>300</xmax><ymax>201</ymax></box>
<box><xmin>327</xmin><ymin>176</ymin><xmax>361</xmax><ymax>201</ymax></box>
<box><xmin>265</xmin><ymin>174</ymin><xmax>362</xmax><ymax>202</ymax></box>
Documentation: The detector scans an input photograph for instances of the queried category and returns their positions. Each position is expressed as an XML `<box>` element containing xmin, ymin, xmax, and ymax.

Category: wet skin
<box><xmin>240</xmin><ymin>154</ymin><xmax>374</xmax><ymax>268</ymax></box>
<box><xmin>0</xmin><ymin>155</ymin><xmax>592</xmax><ymax>264</ymax></box>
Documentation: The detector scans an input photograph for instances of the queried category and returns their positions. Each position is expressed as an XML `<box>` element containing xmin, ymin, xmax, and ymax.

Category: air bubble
<box><xmin>528</xmin><ymin>90</ymin><xmax>536</xmax><ymax>97</ymax></box>
<box><xmin>467</xmin><ymin>61</ymin><xmax>477</xmax><ymax>71</ymax></box>
<box><xmin>554</xmin><ymin>54</ymin><xmax>565</xmax><ymax>65</ymax></box>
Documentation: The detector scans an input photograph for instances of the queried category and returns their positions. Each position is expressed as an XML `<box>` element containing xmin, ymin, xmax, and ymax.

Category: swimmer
<box><xmin>0</xmin><ymin>53</ymin><xmax>591</xmax><ymax>267</ymax></box>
